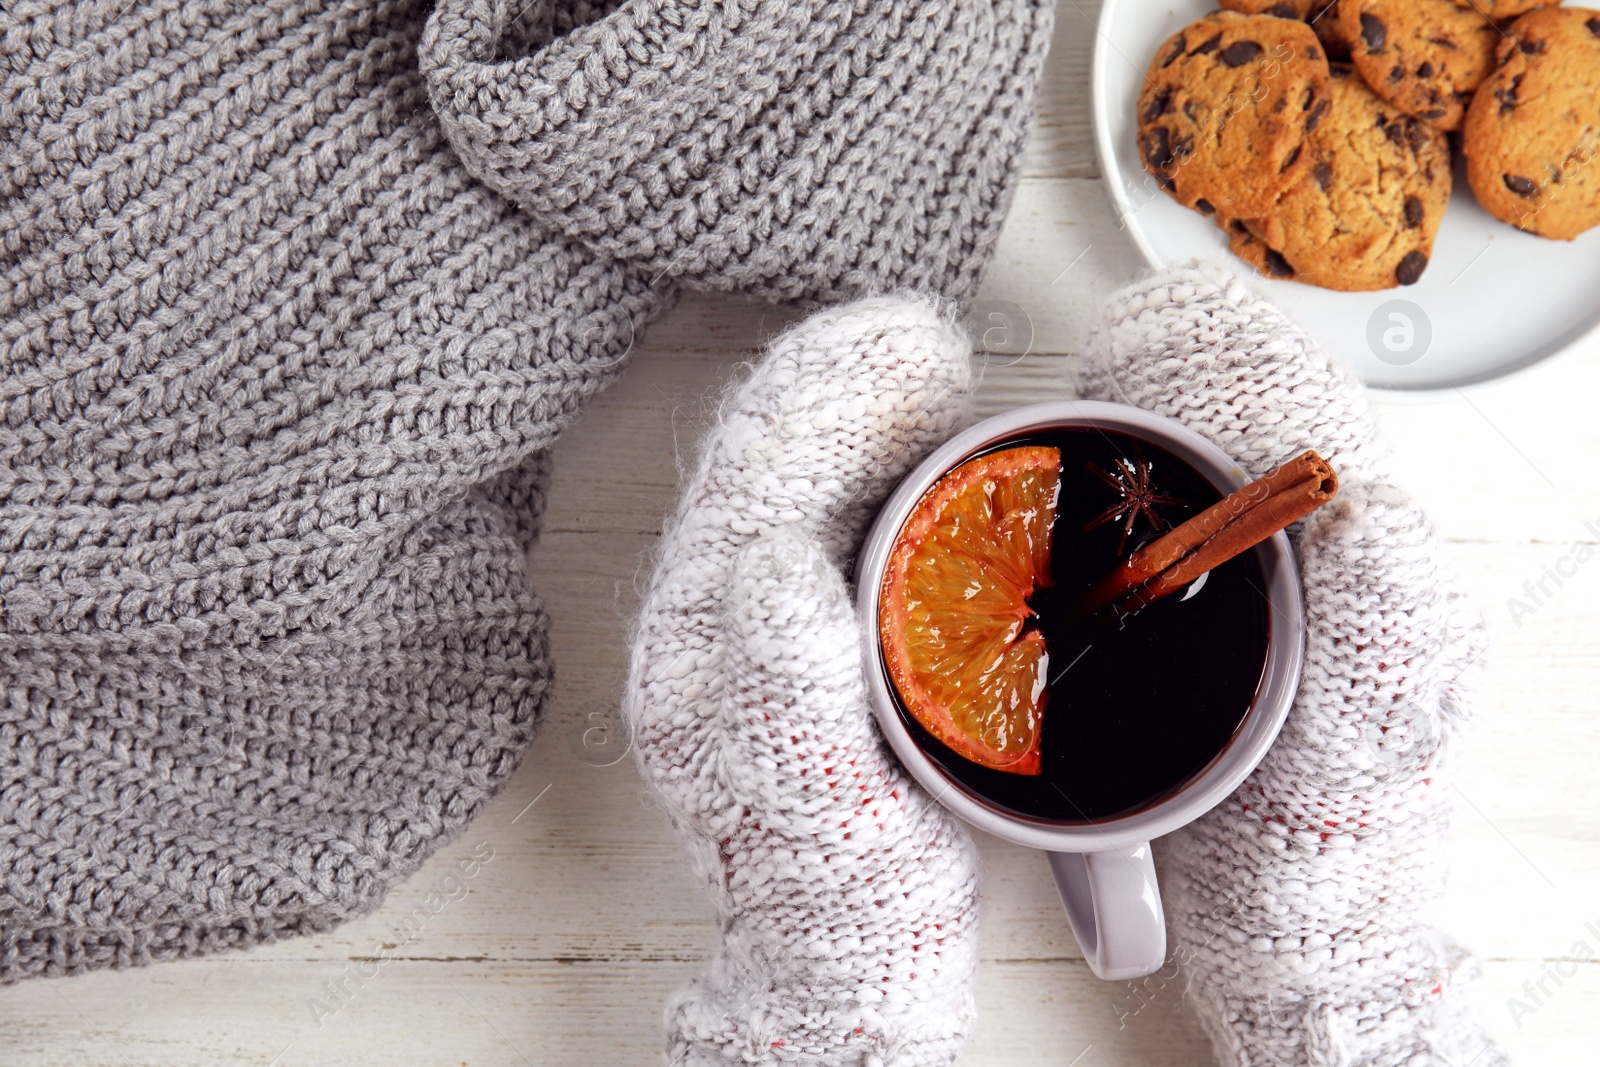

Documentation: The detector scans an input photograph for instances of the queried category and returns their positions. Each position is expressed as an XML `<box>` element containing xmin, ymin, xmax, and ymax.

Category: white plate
<box><xmin>1091</xmin><ymin>0</ymin><xmax>1600</xmax><ymax>391</ymax></box>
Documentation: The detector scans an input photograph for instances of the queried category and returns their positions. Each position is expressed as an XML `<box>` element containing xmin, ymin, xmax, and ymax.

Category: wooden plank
<box><xmin>3</xmin><ymin>952</ymin><xmax>1593</xmax><ymax>1065</ymax></box>
<box><xmin>1022</xmin><ymin>0</ymin><xmax>1102</xmax><ymax>181</ymax></box>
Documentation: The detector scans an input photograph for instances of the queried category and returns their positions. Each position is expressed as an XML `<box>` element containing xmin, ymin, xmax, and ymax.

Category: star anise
<box><xmin>1084</xmin><ymin>457</ymin><xmax>1187</xmax><ymax>555</ymax></box>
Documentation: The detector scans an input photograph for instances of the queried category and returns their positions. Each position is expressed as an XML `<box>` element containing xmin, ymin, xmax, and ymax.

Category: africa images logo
<box><xmin>1366</xmin><ymin>300</ymin><xmax>1432</xmax><ymax>367</ymax></box>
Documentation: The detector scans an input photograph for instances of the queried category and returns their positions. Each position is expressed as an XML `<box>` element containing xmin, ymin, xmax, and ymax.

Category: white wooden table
<box><xmin>7</xmin><ymin>5</ymin><xmax>1598</xmax><ymax>1063</ymax></box>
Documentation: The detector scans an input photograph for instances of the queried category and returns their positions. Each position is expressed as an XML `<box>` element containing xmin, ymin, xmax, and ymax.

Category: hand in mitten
<box><xmin>1084</xmin><ymin>265</ymin><xmax>1503</xmax><ymax>1067</ymax></box>
<box><xmin>626</xmin><ymin>298</ymin><xmax>982</xmax><ymax>1065</ymax></box>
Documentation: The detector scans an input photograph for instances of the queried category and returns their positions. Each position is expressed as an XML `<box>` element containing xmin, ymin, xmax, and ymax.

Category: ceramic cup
<box><xmin>855</xmin><ymin>401</ymin><xmax>1305</xmax><ymax>981</ymax></box>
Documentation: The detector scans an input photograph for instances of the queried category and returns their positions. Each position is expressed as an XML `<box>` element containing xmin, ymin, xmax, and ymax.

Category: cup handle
<box><xmin>1047</xmin><ymin>843</ymin><xmax>1166</xmax><ymax>981</ymax></box>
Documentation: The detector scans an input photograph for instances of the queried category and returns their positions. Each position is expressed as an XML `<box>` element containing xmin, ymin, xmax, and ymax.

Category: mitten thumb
<box><xmin>1082</xmin><ymin>264</ymin><xmax>1391</xmax><ymax>486</ymax></box>
<box><xmin>721</xmin><ymin>533</ymin><xmax>921</xmax><ymax>833</ymax></box>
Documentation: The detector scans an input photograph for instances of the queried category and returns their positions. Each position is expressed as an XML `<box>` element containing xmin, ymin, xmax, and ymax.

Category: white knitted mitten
<box><xmin>626</xmin><ymin>297</ymin><xmax>983</xmax><ymax>1065</ymax></box>
<box><xmin>1084</xmin><ymin>265</ymin><xmax>1504</xmax><ymax>1067</ymax></box>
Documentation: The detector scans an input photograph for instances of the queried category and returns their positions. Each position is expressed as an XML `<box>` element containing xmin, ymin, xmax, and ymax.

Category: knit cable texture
<box><xmin>0</xmin><ymin>0</ymin><xmax>1051</xmax><ymax>980</ymax></box>
<box><xmin>420</xmin><ymin>0</ymin><xmax>1052</xmax><ymax>304</ymax></box>
<box><xmin>1084</xmin><ymin>264</ymin><xmax>1506</xmax><ymax>1067</ymax></box>
<box><xmin>626</xmin><ymin>297</ymin><xmax>982</xmax><ymax>1065</ymax></box>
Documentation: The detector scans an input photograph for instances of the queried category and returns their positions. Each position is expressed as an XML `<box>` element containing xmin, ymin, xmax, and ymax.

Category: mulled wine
<box><xmin>885</xmin><ymin>428</ymin><xmax>1271</xmax><ymax>823</ymax></box>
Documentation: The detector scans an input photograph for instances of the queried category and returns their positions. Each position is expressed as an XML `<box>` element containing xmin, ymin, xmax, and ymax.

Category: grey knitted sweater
<box><xmin>0</xmin><ymin>0</ymin><xmax>1052</xmax><ymax>980</ymax></box>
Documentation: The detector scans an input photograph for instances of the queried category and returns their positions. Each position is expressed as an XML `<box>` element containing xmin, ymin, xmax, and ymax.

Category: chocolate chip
<box><xmin>1519</xmin><ymin>36</ymin><xmax>1546</xmax><ymax>55</ymax></box>
<box><xmin>1141</xmin><ymin>127</ymin><xmax>1174</xmax><ymax>172</ymax></box>
<box><xmin>1404</xmin><ymin>196</ymin><xmax>1424</xmax><ymax>228</ymax></box>
<box><xmin>1361</xmin><ymin>14</ymin><xmax>1387</xmax><ymax>52</ymax></box>
<box><xmin>1171</xmin><ymin>135</ymin><xmax>1195</xmax><ymax>162</ymax></box>
<box><xmin>1418</xmin><ymin>106</ymin><xmax>1447</xmax><ymax>120</ymax></box>
<box><xmin>1306</xmin><ymin>97</ymin><xmax>1330</xmax><ymax>133</ymax></box>
<box><xmin>1307</xmin><ymin>46</ymin><xmax>1322</xmax><ymax>62</ymax></box>
<box><xmin>1281</xmin><ymin>144</ymin><xmax>1303</xmax><ymax>172</ymax></box>
<box><xmin>1314</xmin><ymin>160</ymin><xmax>1334</xmax><ymax>190</ymax></box>
<box><xmin>1221</xmin><ymin>41</ymin><xmax>1265</xmax><ymax>67</ymax></box>
<box><xmin>1143</xmin><ymin>88</ymin><xmax>1174</xmax><ymax>124</ymax></box>
<box><xmin>1503</xmin><ymin>173</ymin><xmax>1539</xmax><ymax>197</ymax></box>
<box><xmin>1264</xmin><ymin>249</ymin><xmax>1296</xmax><ymax>278</ymax></box>
<box><xmin>1302</xmin><ymin>86</ymin><xmax>1317</xmax><ymax>110</ymax></box>
<box><xmin>1229</xmin><ymin>219</ymin><xmax>1251</xmax><ymax>236</ymax></box>
<box><xmin>1164</xmin><ymin>34</ymin><xmax>1188</xmax><ymax>66</ymax></box>
<box><xmin>1396</xmin><ymin>251</ymin><xmax>1427</xmax><ymax>286</ymax></box>
<box><xmin>1404</xmin><ymin>119</ymin><xmax>1429</xmax><ymax>154</ymax></box>
<box><xmin>1195</xmin><ymin>198</ymin><xmax>1217</xmax><ymax>216</ymax></box>
<box><xmin>1384</xmin><ymin>121</ymin><xmax>1405</xmax><ymax>148</ymax></box>
<box><xmin>1191</xmin><ymin>33</ymin><xmax>1223</xmax><ymax>56</ymax></box>
<box><xmin>1495</xmin><ymin>74</ymin><xmax>1523</xmax><ymax>115</ymax></box>
<box><xmin>1417</xmin><ymin>61</ymin><xmax>1434</xmax><ymax>79</ymax></box>
<box><xmin>1389</xmin><ymin>66</ymin><xmax>1404</xmax><ymax>83</ymax></box>
<box><xmin>1587</xmin><ymin>17</ymin><xmax>1600</xmax><ymax>38</ymax></box>
<box><xmin>1267</xmin><ymin>2</ymin><xmax>1297</xmax><ymax>16</ymax></box>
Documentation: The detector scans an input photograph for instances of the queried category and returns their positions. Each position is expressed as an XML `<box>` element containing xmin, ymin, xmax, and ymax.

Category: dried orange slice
<box><xmin>879</xmin><ymin>445</ymin><xmax>1061</xmax><ymax>775</ymax></box>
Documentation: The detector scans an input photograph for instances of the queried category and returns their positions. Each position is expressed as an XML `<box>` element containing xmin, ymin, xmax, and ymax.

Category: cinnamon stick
<box><xmin>1077</xmin><ymin>449</ymin><xmax>1338</xmax><ymax>619</ymax></box>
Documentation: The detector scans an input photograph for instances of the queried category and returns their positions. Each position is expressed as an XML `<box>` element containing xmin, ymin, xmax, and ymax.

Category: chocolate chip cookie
<box><xmin>1464</xmin><ymin>7</ymin><xmax>1600</xmax><ymax>239</ymax></box>
<box><xmin>1226</xmin><ymin>65</ymin><xmax>1452</xmax><ymax>289</ymax></box>
<box><xmin>1138</xmin><ymin>12</ymin><xmax>1332</xmax><ymax>218</ymax></box>
<box><xmin>1340</xmin><ymin>0</ymin><xmax>1500</xmax><ymax>130</ymax></box>
<box><xmin>1221</xmin><ymin>0</ymin><xmax>1315</xmax><ymax>18</ymax></box>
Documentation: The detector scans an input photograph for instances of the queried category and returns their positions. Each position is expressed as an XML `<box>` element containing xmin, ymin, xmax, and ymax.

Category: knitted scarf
<box><xmin>0</xmin><ymin>0</ymin><xmax>1052</xmax><ymax>980</ymax></box>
